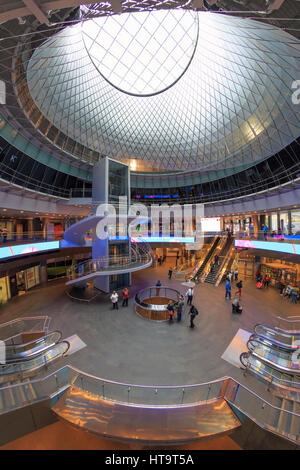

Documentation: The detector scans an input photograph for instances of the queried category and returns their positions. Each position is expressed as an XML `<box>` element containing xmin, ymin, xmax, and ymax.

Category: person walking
<box><xmin>279</xmin><ymin>280</ymin><xmax>285</xmax><ymax>296</ymax></box>
<box><xmin>225</xmin><ymin>279</ymin><xmax>231</xmax><ymax>300</ymax></box>
<box><xmin>235</xmin><ymin>280</ymin><xmax>242</xmax><ymax>297</ymax></box>
<box><xmin>122</xmin><ymin>287</ymin><xmax>130</xmax><ymax>307</ymax></box>
<box><xmin>189</xmin><ymin>305</ymin><xmax>198</xmax><ymax>328</ymax></box>
<box><xmin>110</xmin><ymin>291</ymin><xmax>119</xmax><ymax>310</ymax></box>
<box><xmin>176</xmin><ymin>295</ymin><xmax>184</xmax><ymax>323</ymax></box>
<box><xmin>234</xmin><ymin>268</ymin><xmax>238</xmax><ymax>281</ymax></box>
<box><xmin>168</xmin><ymin>267</ymin><xmax>173</xmax><ymax>279</ymax></box>
<box><xmin>167</xmin><ymin>300</ymin><xmax>174</xmax><ymax>323</ymax></box>
<box><xmin>186</xmin><ymin>287</ymin><xmax>194</xmax><ymax>306</ymax></box>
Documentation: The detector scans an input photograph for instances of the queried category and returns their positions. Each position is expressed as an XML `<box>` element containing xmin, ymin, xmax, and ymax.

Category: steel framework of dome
<box><xmin>18</xmin><ymin>10</ymin><xmax>300</xmax><ymax>172</ymax></box>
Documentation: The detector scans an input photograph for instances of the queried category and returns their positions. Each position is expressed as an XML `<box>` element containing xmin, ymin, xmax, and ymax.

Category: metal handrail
<box><xmin>135</xmin><ymin>286</ymin><xmax>181</xmax><ymax>311</ymax></box>
<box><xmin>70</xmin><ymin>169</ymin><xmax>300</xmax><ymax>204</ymax></box>
<box><xmin>240</xmin><ymin>353</ymin><xmax>300</xmax><ymax>388</ymax></box>
<box><xmin>0</xmin><ymin>231</ymin><xmax>63</xmax><ymax>243</ymax></box>
<box><xmin>200</xmin><ymin>236</ymin><xmax>227</xmax><ymax>283</ymax></box>
<box><xmin>0</xmin><ymin>364</ymin><xmax>298</xmax><ymax>444</ymax></box>
<box><xmin>67</xmin><ymin>244</ymin><xmax>152</xmax><ymax>280</ymax></box>
<box><xmin>0</xmin><ymin>316</ymin><xmax>51</xmax><ymax>342</ymax></box>
<box><xmin>276</xmin><ymin>316</ymin><xmax>300</xmax><ymax>330</ymax></box>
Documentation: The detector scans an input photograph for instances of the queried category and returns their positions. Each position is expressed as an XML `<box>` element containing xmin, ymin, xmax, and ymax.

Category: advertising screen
<box><xmin>0</xmin><ymin>241</ymin><xmax>60</xmax><ymax>260</ymax></box>
<box><xmin>201</xmin><ymin>218</ymin><xmax>221</xmax><ymax>232</ymax></box>
<box><xmin>234</xmin><ymin>239</ymin><xmax>300</xmax><ymax>255</ymax></box>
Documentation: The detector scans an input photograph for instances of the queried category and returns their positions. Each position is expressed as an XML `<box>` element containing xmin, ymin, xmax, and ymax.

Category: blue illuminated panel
<box><xmin>235</xmin><ymin>239</ymin><xmax>300</xmax><ymax>255</ymax></box>
<box><xmin>0</xmin><ymin>241</ymin><xmax>60</xmax><ymax>260</ymax></box>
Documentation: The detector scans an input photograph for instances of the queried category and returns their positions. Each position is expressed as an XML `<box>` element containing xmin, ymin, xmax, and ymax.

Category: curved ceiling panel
<box><xmin>26</xmin><ymin>11</ymin><xmax>300</xmax><ymax>172</ymax></box>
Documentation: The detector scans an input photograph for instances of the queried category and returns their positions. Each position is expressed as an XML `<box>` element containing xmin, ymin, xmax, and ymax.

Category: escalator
<box><xmin>0</xmin><ymin>341</ymin><xmax>70</xmax><ymax>385</ymax></box>
<box><xmin>5</xmin><ymin>331</ymin><xmax>62</xmax><ymax>363</ymax></box>
<box><xmin>204</xmin><ymin>237</ymin><xmax>233</xmax><ymax>284</ymax></box>
<box><xmin>240</xmin><ymin>352</ymin><xmax>300</xmax><ymax>391</ymax></box>
<box><xmin>246</xmin><ymin>337</ymin><xmax>300</xmax><ymax>376</ymax></box>
<box><xmin>189</xmin><ymin>236</ymin><xmax>220</xmax><ymax>281</ymax></box>
<box><xmin>254</xmin><ymin>324</ymin><xmax>300</xmax><ymax>352</ymax></box>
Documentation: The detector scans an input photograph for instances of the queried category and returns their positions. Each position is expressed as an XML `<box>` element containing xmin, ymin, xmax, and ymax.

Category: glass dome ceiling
<box><xmin>82</xmin><ymin>10</ymin><xmax>199</xmax><ymax>96</ymax></box>
<box><xmin>26</xmin><ymin>11</ymin><xmax>300</xmax><ymax>172</ymax></box>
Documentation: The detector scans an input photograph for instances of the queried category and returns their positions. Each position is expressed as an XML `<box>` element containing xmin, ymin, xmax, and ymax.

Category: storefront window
<box><xmin>279</xmin><ymin>212</ymin><xmax>288</xmax><ymax>234</ymax></box>
<box><xmin>271</xmin><ymin>213</ymin><xmax>277</xmax><ymax>232</ymax></box>
<box><xmin>0</xmin><ymin>276</ymin><xmax>10</xmax><ymax>303</ymax></box>
<box><xmin>291</xmin><ymin>211</ymin><xmax>300</xmax><ymax>235</ymax></box>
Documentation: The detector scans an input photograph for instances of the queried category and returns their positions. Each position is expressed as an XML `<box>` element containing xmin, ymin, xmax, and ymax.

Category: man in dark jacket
<box><xmin>189</xmin><ymin>305</ymin><xmax>198</xmax><ymax>328</ymax></box>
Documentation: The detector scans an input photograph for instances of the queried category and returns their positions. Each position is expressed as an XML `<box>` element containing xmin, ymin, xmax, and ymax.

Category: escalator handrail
<box><xmin>5</xmin><ymin>330</ymin><xmax>62</xmax><ymax>350</ymax></box>
<box><xmin>0</xmin><ymin>340</ymin><xmax>70</xmax><ymax>374</ymax></box>
<box><xmin>249</xmin><ymin>332</ymin><xmax>300</xmax><ymax>352</ymax></box>
<box><xmin>254</xmin><ymin>323</ymin><xmax>300</xmax><ymax>337</ymax></box>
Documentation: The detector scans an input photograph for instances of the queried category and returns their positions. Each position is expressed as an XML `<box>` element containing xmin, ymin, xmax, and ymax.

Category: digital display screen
<box><xmin>201</xmin><ymin>217</ymin><xmax>221</xmax><ymax>232</ymax></box>
<box><xmin>0</xmin><ymin>241</ymin><xmax>60</xmax><ymax>260</ymax></box>
<box><xmin>234</xmin><ymin>239</ymin><xmax>300</xmax><ymax>255</ymax></box>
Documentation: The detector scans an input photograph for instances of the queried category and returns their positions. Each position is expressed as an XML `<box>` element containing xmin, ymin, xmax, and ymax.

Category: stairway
<box><xmin>271</xmin><ymin>396</ymin><xmax>300</xmax><ymax>441</ymax></box>
<box><xmin>0</xmin><ymin>380</ymin><xmax>38</xmax><ymax>413</ymax></box>
<box><xmin>204</xmin><ymin>237</ymin><xmax>233</xmax><ymax>284</ymax></box>
<box><xmin>205</xmin><ymin>263</ymin><xmax>221</xmax><ymax>284</ymax></box>
<box><xmin>191</xmin><ymin>236</ymin><xmax>220</xmax><ymax>280</ymax></box>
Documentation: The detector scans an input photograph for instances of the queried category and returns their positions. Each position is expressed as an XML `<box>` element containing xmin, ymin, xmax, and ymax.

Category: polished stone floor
<box><xmin>0</xmin><ymin>259</ymin><xmax>299</xmax><ymax>396</ymax></box>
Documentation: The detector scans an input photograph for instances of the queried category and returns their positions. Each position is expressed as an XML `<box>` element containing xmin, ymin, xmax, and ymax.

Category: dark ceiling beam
<box><xmin>22</xmin><ymin>0</ymin><xmax>49</xmax><ymax>24</ymax></box>
<box><xmin>110</xmin><ymin>0</ymin><xmax>122</xmax><ymax>14</ymax></box>
<box><xmin>0</xmin><ymin>0</ymin><xmax>92</xmax><ymax>24</ymax></box>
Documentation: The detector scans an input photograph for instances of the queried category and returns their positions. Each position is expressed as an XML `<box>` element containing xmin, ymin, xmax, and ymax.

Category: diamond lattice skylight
<box><xmin>81</xmin><ymin>9</ymin><xmax>198</xmax><ymax>96</ymax></box>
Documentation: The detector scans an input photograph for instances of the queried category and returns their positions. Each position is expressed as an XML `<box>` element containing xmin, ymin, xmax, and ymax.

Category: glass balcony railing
<box><xmin>0</xmin><ymin>366</ymin><xmax>298</xmax><ymax>444</ymax></box>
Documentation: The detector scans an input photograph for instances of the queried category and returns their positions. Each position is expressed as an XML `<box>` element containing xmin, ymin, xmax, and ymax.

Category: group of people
<box><xmin>157</xmin><ymin>255</ymin><xmax>166</xmax><ymax>266</ymax></box>
<box><xmin>256</xmin><ymin>272</ymin><xmax>270</xmax><ymax>289</ymax></box>
<box><xmin>225</xmin><ymin>269</ymin><xmax>243</xmax><ymax>314</ymax></box>
<box><xmin>114</xmin><ymin>279</ymin><xmax>198</xmax><ymax>328</ymax></box>
<box><xmin>166</xmin><ymin>288</ymin><xmax>198</xmax><ymax>328</ymax></box>
<box><xmin>279</xmin><ymin>282</ymin><xmax>299</xmax><ymax>304</ymax></box>
<box><xmin>110</xmin><ymin>287</ymin><xmax>130</xmax><ymax>310</ymax></box>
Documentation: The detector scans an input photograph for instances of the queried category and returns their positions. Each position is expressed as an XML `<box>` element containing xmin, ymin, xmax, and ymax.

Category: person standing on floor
<box><xmin>234</xmin><ymin>268</ymin><xmax>238</xmax><ymax>281</ymax></box>
<box><xmin>110</xmin><ymin>291</ymin><xmax>119</xmax><ymax>310</ymax></box>
<box><xmin>279</xmin><ymin>280</ymin><xmax>285</xmax><ymax>296</ymax></box>
<box><xmin>189</xmin><ymin>305</ymin><xmax>198</xmax><ymax>328</ymax></box>
<box><xmin>291</xmin><ymin>286</ymin><xmax>299</xmax><ymax>304</ymax></box>
<box><xmin>122</xmin><ymin>287</ymin><xmax>130</xmax><ymax>307</ymax></box>
<box><xmin>167</xmin><ymin>300</ymin><xmax>174</xmax><ymax>323</ymax></box>
<box><xmin>235</xmin><ymin>279</ymin><xmax>242</xmax><ymax>297</ymax></box>
<box><xmin>186</xmin><ymin>287</ymin><xmax>194</xmax><ymax>305</ymax></box>
<box><xmin>176</xmin><ymin>295</ymin><xmax>184</xmax><ymax>323</ymax></box>
<box><xmin>168</xmin><ymin>267</ymin><xmax>173</xmax><ymax>279</ymax></box>
<box><xmin>156</xmin><ymin>280</ymin><xmax>161</xmax><ymax>296</ymax></box>
<box><xmin>264</xmin><ymin>274</ymin><xmax>270</xmax><ymax>288</ymax></box>
<box><xmin>225</xmin><ymin>279</ymin><xmax>231</xmax><ymax>300</ymax></box>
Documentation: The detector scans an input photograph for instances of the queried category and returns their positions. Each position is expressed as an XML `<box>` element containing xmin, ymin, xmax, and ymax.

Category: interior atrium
<box><xmin>0</xmin><ymin>0</ymin><xmax>299</xmax><ymax>454</ymax></box>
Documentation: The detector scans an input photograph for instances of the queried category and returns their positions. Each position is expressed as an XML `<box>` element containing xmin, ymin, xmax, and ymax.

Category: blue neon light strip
<box><xmin>0</xmin><ymin>241</ymin><xmax>60</xmax><ymax>260</ymax></box>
